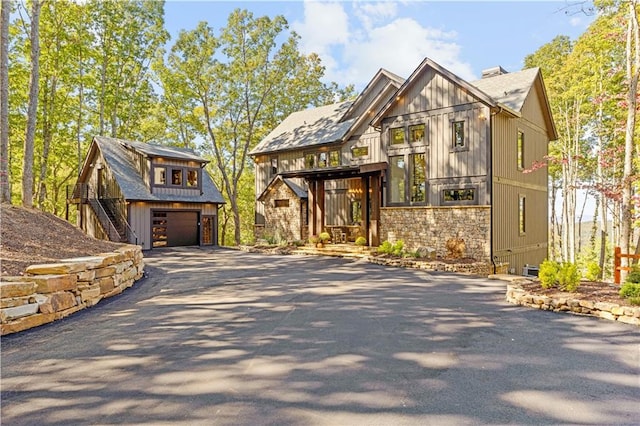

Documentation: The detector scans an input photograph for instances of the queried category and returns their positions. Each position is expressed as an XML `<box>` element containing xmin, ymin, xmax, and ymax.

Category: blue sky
<box><xmin>163</xmin><ymin>1</ymin><xmax>596</xmax><ymax>91</ymax></box>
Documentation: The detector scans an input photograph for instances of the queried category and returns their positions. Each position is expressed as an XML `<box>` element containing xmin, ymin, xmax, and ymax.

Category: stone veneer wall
<box><xmin>262</xmin><ymin>181</ymin><xmax>303</xmax><ymax>242</ymax></box>
<box><xmin>380</xmin><ymin>206</ymin><xmax>491</xmax><ymax>262</ymax></box>
<box><xmin>0</xmin><ymin>245</ymin><xmax>144</xmax><ymax>335</ymax></box>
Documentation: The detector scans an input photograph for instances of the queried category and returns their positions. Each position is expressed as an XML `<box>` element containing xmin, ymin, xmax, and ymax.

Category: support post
<box><xmin>614</xmin><ymin>246</ymin><xmax>621</xmax><ymax>284</ymax></box>
<box><xmin>308</xmin><ymin>180</ymin><xmax>317</xmax><ymax>237</ymax></box>
<box><xmin>369</xmin><ymin>173</ymin><xmax>380</xmax><ymax>246</ymax></box>
<box><xmin>316</xmin><ymin>180</ymin><xmax>325</xmax><ymax>235</ymax></box>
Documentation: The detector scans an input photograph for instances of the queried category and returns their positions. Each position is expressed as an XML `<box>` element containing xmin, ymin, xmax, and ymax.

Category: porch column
<box><xmin>369</xmin><ymin>174</ymin><xmax>380</xmax><ymax>246</ymax></box>
<box><xmin>315</xmin><ymin>180</ymin><xmax>325</xmax><ymax>234</ymax></box>
<box><xmin>308</xmin><ymin>180</ymin><xmax>317</xmax><ymax>236</ymax></box>
<box><xmin>361</xmin><ymin>176</ymin><xmax>369</xmax><ymax>244</ymax></box>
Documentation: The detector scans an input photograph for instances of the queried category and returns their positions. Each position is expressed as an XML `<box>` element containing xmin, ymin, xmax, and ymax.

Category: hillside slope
<box><xmin>1</xmin><ymin>204</ymin><xmax>124</xmax><ymax>276</ymax></box>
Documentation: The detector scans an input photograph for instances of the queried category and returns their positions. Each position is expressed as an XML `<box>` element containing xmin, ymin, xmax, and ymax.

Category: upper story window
<box><xmin>318</xmin><ymin>152</ymin><xmax>328</xmax><ymax>168</ymax></box>
<box><xmin>409</xmin><ymin>124</ymin><xmax>425</xmax><ymax>144</ymax></box>
<box><xmin>452</xmin><ymin>120</ymin><xmax>465</xmax><ymax>149</ymax></box>
<box><xmin>329</xmin><ymin>150</ymin><xmax>340</xmax><ymax>166</ymax></box>
<box><xmin>390</xmin><ymin>127</ymin><xmax>405</xmax><ymax>145</ymax></box>
<box><xmin>304</xmin><ymin>153</ymin><xmax>315</xmax><ymax>169</ymax></box>
<box><xmin>517</xmin><ymin>130</ymin><xmax>525</xmax><ymax>170</ymax></box>
<box><xmin>270</xmin><ymin>157</ymin><xmax>278</xmax><ymax>176</ymax></box>
<box><xmin>153</xmin><ymin>165</ymin><xmax>201</xmax><ymax>189</ymax></box>
<box><xmin>351</xmin><ymin>145</ymin><xmax>369</xmax><ymax>158</ymax></box>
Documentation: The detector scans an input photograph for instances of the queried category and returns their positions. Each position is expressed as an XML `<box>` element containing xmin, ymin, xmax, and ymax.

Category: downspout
<box><xmin>490</xmin><ymin>107</ymin><xmax>497</xmax><ymax>274</ymax></box>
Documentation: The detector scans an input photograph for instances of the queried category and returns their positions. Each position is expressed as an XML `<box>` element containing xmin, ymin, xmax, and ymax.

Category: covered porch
<box><xmin>280</xmin><ymin>162</ymin><xmax>386</xmax><ymax>247</ymax></box>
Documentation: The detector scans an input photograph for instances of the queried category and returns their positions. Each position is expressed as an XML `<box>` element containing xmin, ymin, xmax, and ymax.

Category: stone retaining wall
<box><xmin>505</xmin><ymin>282</ymin><xmax>640</xmax><ymax>326</ymax></box>
<box><xmin>1</xmin><ymin>245</ymin><xmax>144</xmax><ymax>335</ymax></box>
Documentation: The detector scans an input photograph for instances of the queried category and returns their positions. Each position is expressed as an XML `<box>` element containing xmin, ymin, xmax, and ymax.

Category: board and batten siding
<box><xmin>491</xmin><ymin>112</ymin><xmax>549</xmax><ymax>274</ymax></box>
<box><xmin>128</xmin><ymin>201</ymin><xmax>217</xmax><ymax>250</ymax></box>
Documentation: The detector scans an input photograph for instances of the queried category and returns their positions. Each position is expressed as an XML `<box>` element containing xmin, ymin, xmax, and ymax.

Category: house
<box><xmin>67</xmin><ymin>136</ymin><xmax>225</xmax><ymax>249</ymax></box>
<box><xmin>250</xmin><ymin>58</ymin><xmax>557</xmax><ymax>275</ymax></box>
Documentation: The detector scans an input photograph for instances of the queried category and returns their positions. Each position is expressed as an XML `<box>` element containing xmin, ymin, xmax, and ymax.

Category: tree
<box><xmin>22</xmin><ymin>0</ymin><xmax>42</xmax><ymax>208</ymax></box>
<box><xmin>157</xmin><ymin>10</ymin><xmax>351</xmax><ymax>245</ymax></box>
<box><xmin>0</xmin><ymin>0</ymin><xmax>11</xmax><ymax>203</ymax></box>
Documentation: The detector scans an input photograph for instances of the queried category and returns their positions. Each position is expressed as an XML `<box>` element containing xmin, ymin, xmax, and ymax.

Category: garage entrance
<box><xmin>152</xmin><ymin>210</ymin><xmax>199</xmax><ymax>248</ymax></box>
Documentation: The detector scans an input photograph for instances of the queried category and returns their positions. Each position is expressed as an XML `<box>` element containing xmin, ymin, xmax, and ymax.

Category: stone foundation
<box><xmin>505</xmin><ymin>282</ymin><xmax>640</xmax><ymax>326</ymax></box>
<box><xmin>1</xmin><ymin>245</ymin><xmax>144</xmax><ymax>335</ymax></box>
<box><xmin>380</xmin><ymin>206</ymin><xmax>491</xmax><ymax>262</ymax></box>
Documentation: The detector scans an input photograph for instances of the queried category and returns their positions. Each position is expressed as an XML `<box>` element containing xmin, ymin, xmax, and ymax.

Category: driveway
<box><xmin>1</xmin><ymin>248</ymin><xmax>639</xmax><ymax>425</ymax></box>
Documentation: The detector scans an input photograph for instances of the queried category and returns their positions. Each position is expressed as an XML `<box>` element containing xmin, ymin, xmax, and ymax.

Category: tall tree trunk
<box><xmin>38</xmin><ymin>76</ymin><xmax>56</xmax><ymax>209</ymax></box>
<box><xmin>620</xmin><ymin>0</ymin><xmax>639</xmax><ymax>276</ymax></box>
<box><xmin>0</xmin><ymin>0</ymin><xmax>10</xmax><ymax>203</ymax></box>
<box><xmin>22</xmin><ymin>0</ymin><xmax>43</xmax><ymax>208</ymax></box>
<box><xmin>550</xmin><ymin>180</ymin><xmax>558</xmax><ymax>260</ymax></box>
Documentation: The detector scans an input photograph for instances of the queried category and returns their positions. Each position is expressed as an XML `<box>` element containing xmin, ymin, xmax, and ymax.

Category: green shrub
<box><xmin>392</xmin><ymin>240</ymin><xmax>404</xmax><ymax>256</ymax></box>
<box><xmin>585</xmin><ymin>261</ymin><xmax>602</xmax><ymax>282</ymax></box>
<box><xmin>619</xmin><ymin>282</ymin><xmax>640</xmax><ymax>299</ymax></box>
<box><xmin>627</xmin><ymin>297</ymin><xmax>640</xmax><ymax>306</ymax></box>
<box><xmin>355</xmin><ymin>236</ymin><xmax>367</xmax><ymax>246</ymax></box>
<box><xmin>377</xmin><ymin>240</ymin><xmax>393</xmax><ymax>255</ymax></box>
<box><xmin>309</xmin><ymin>235</ymin><xmax>320</xmax><ymax>244</ymax></box>
<box><xmin>626</xmin><ymin>266</ymin><xmax>640</xmax><ymax>284</ymax></box>
<box><xmin>558</xmin><ymin>262</ymin><xmax>580</xmax><ymax>292</ymax></box>
<box><xmin>539</xmin><ymin>259</ymin><xmax>560</xmax><ymax>289</ymax></box>
<box><xmin>319</xmin><ymin>232</ymin><xmax>331</xmax><ymax>243</ymax></box>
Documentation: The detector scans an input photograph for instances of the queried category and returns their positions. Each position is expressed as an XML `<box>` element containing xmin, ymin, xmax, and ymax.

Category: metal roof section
<box><xmin>94</xmin><ymin>136</ymin><xmax>225</xmax><ymax>204</ymax></box>
<box><xmin>97</xmin><ymin>136</ymin><xmax>208</xmax><ymax>163</ymax></box>
<box><xmin>257</xmin><ymin>176</ymin><xmax>308</xmax><ymax>201</ymax></box>
<box><xmin>249</xmin><ymin>101</ymin><xmax>355</xmax><ymax>156</ymax></box>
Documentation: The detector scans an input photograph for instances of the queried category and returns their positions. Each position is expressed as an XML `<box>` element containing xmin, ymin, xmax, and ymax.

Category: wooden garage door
<box><xmin>152</xmin><ymin>211</ymin><xmax>199</xmax><ymax>247</ymax></box>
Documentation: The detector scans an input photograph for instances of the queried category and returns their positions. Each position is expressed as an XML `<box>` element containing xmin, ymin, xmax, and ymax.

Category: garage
<box><xmin>152</xmin><ymin>211</ymin><xmax>199</xmax><ymax>247</ymax></box>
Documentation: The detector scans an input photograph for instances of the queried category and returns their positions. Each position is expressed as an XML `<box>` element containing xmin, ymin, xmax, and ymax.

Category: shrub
<box><xmin>558</xmin><ymin>262</ymin><xmax>580</xmax><ymax>292</ymax></box>
<box><xmin>445</xmin><ymin>236</ymin><xmax>466</xmax><ymax>259</ymax></box>
<box><xmin>319</xmin><ymin>232</ymin><xmax>331</xmax><ymax>243</ymax></box>
<box><xmin>619</xmin><ymin>282</ymin><xmax>640</xmax><ymax>299</ymax></box>
<box><xmin>585</xmin><ymin>261</ymin><xmax>602</xmax><ymax>282</ymax></box>
<box><xmin>355</xmin><ymin>236</ymin><xmax>367</xmax><ymax>246</ymax></box>
<box><xmin>626</xmin><ymin>266</ymin><xmax>640</xmax><ymax>284</ymax></box>
<box><xmin>309</xmin><ymin>235</ymin><xmax>320</xmax><ymax>244</ymax></box>
<box><xmin>539</xmin><ymin>259</ymin><xmax>560</xmax><ymax>289</ymax></box>
<box><xmin>377</xmin><ymin>240</ymin><xmax>393</xmax><ymax>255</ymax></box>
<box><xmin>392</xmin><ymin>240</ymin><xmax>404</xmax><ymax>256</ymax></box>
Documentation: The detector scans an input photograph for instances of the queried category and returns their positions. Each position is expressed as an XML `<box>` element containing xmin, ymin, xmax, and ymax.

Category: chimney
<box><xmin>481</xmin><ymin>66</ymin><xmax>508</xmax><ymax>79</ymax></box>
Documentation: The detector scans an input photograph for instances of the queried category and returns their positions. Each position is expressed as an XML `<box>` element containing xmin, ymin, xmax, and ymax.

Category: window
<box><xmin>350</xmin><ymin>200</ymin><xmax>362</xmax><ymax>225</ymax></box>
<box><xmin>409</xmin><ymin>124</ymin><xmax>425</xmax><ymax>144</ymax></box>
<box><xmin>318</xmin><ymin>152</ymin><xmax>328</xmax><ymax>168</ymax></box>
<box><xmin>443</xmin><ymin>188</ymin><xmax>475</xmax><ymax>202</ymax></box>
<box><xmin>305</xmin><ymin>153</ymin><xmax>315</xmax><ymax>168</ymax></box>
<box><xmin>274</xmin><ymin>199</ymin><xmax>289</xmax><ymax>208</ymax></box>
<box><xmin>154</xmin><ymin>167</ymin><xmax>166</xmax><ymax>185</ymax></box>
<box><xmin>390</xmin><ymin>127</ymin><xmax>405</xmax><ymax>145</ymax></box>
<box><xmin>329</xmin><ymin>150</ymin><xmax>340</xmax><ymax>167</ymax></box>
<box><xmin>519</xmin><ymin>195</ymin><xmax>526</xmax><ymax>234</ymax></box>
<box><xmin>186</xmin><ymin>169</ymin><xmax>198</xmax><ymax>187</ymax></box>
<box><xmin>389</xmin><ymin>156</ymin><xmax>405</xmax><ymax>203</ymax></box>
<box><xmin>270</xmin><ymin>157</ymin><xmax>278</xmax><ymax>176</ymax></box>
<box><xmin>517</xmin><ymin>130</ymin><xmax>525</xmax><ymax>170</ymax></box>
<box><xmin>171</xmin><ymin>168</ymin><xmax>182</xmax><ymax>186</ymax></box>
<box><xmin>410</xmin><ymin>154</ymin><xmax>426</xmax><ymax>202</ymax></box>
<box><xmin>351</xmin><ymin>146</ymin><xmax>369</xmax><ymax>158</ymax></box>
<box><xmin>452</xmin><ymin>121</ymin><xmax>465</xmax><ymax>149</ymax></box>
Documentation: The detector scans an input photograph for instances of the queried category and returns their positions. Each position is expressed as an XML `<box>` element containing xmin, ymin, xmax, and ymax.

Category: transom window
<box><xmin>390</xmin><ymin>127</ymin><xmax>405</xmax><ymax>145</ymax></box>
<box><xmin>409</xmin><ymin>124</ymin><xmax>425</xmax><ymax>144</ymax></box>
<box><xmin>443</xmin><ymin>188</ymin><xmax>475</xmax><ymax>202</ymax></box>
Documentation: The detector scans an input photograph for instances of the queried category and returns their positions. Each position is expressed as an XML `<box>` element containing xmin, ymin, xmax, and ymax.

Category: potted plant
<box><xmin>319</xmin><ymin>231</ymin><xmax>331</xmax><ymax>245</ymax></box>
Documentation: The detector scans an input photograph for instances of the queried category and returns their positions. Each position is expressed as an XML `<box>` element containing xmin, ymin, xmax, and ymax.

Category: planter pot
<box><xmin>316</xmin><ymin>243</ymin><xmax>324</xmax><ymax>248</ymax></box>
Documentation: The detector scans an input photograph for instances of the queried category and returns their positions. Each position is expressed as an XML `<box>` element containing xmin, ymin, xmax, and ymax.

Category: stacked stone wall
<box><xmin>1</xmin><ymin>245</ymin><xmax>144</xmax><ymax>335</ymax></box>
<box><xmin>262</xmin><ymin>181</ymin><xmax>303</xmax><ymax>242</ymax></box>
<box><xmin>380</xmin><ymin>206</ymin><xmax>491</xmax><ymax>262</ymax></box>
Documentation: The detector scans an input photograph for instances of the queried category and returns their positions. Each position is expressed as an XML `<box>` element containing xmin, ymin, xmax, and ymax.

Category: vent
<box><xmin>481</xmin><ymin>66</ymin><xmax>508</xmax><ymax>79</ymax></box>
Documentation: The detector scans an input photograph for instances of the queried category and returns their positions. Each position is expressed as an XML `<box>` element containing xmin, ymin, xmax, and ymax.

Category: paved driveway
<box><xmin>2</xmin><ymin>248</ymin><xmax>639</xmax><ymax>425</ymax></box>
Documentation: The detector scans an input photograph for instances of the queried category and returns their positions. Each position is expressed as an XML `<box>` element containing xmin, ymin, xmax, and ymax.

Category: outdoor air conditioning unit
<box><xmin>522</xmin><ymin>264</ymin><xmax>539</xmax><ymax>278</ymax></box>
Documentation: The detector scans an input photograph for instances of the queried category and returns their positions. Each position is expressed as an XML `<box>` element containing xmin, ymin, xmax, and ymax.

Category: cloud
<box><xmin>292</xmin><ymin>1</ymin><xmax>475</xmax><ymax>90</ymax></box>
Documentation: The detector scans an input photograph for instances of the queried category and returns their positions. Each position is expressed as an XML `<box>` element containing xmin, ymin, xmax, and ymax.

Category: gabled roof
<box><xmin>257</xmin><ymin>176</ymin><xmax>307</xmax><ymax>201</ymax></box>
<box><xmin>470</xmin><ymin>67</ymin><xmax>539</xmax><ymax>113</ymax></box>
<box><xmin>85</xmin><ymin>136</ymin><xmax>225</xmax><ymax>204</ymax></box>
<box><xmin>340</xmin><ymin>68</ymin><xmax>405</xmax><ymax>121</ymax></box>
<box><xmin>249</xmin><ymin>101</ymin><xmax>355</xmax><ymax>156</ymax></box>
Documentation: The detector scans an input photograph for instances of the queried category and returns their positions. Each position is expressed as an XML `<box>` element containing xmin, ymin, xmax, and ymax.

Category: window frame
<box><xmin>153</xmin><ymin>165</ymin><xmax>202</xmax><ymax>190</ymax></box>
<box><xmin>388</xmin><ymin>155</ymin><xmax>406</xmax><ymax>204</ymax></box>
<box><xmin>441</xmin><ymin>187</ymin><xmax>477</xmax><ymax>205</ymax></box>
<box><xmin>270</xmin><ymin>156</ymin><xmax>278</xmax><ymax>177</ymax></box>
<box><xmin>390</xmin><ymin>127</ymin><xmax>406</xmax><ymax>145</ymax></box>
<box><xmin>153</xmin><ymin>166</ymin><xmax>167</xmax><ymax>186</ymax></box>
<box><xmin>517</xmin><ymin>130</ymin><xmax>525</xmax><ymax>170</ymax></box>
<box><xmin>519</xmin><ymin>194</ymin><xmax>526</xmax><ymax>235</ymax></box>
<box><xmin>329</xmin><ymin>150</ymin><xmax>341</xmax><ymax>167</ymax></box>
<box><xmin>451</xmin><ymin>120</ymin><xmax>467</xmax><ymax>152</ymax></box>
<box><xmin>304</xmin><ymin>152</ymin><xmax>316</xmax><ymax>169</ymax></box>
<box><xmin>351</xmin><ymin>145</ymin><xmax>369</xmax><ymax>158</ymax></box>
<box><xmin>274</xmin><ymin>199</ymin><xmax>290</xmax><ymax>208</ymax></box>
<box><xmin>318</xmin><ymin>152</ymin><xmax>328</xmax><ymax>168</ymax></box>
<box><xmin>409</xmin><ymin>123</ymin><xmax>426</xmax><ymax>144</ymax></box>
<box><xmin>409</xmin><ymin>153</ymin><xmax>426</xmax><ymax>204</ymax></box>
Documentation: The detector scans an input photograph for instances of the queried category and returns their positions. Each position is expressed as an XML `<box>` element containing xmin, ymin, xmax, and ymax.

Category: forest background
<box><xmin>0</xmin><ymin>0</ymin><xmax>638</xmax><ymax>281</ymax></box>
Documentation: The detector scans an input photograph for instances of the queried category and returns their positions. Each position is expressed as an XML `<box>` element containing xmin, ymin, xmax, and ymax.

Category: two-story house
<box><xmin>67</xmin><ymin>136</ymin><xmax>225</xmax><ymax>249</ymax></box>
<box><xmin>250</xmin><ymin>58</ymin><xmax>557</xmax><ymax>274</ymax></box>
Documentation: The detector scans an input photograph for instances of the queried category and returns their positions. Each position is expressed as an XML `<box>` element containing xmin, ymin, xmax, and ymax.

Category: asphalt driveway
<box><xmin>1</xmin><ymin>248</ymin><xmax>639</xmax><ymax>425</ymax></box>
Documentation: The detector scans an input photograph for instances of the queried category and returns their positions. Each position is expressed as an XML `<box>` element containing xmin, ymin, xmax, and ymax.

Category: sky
<box><xmin>163</xmin><ymin>0</ymin><xmax>596</xmax><ymax>91</ymax></box>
